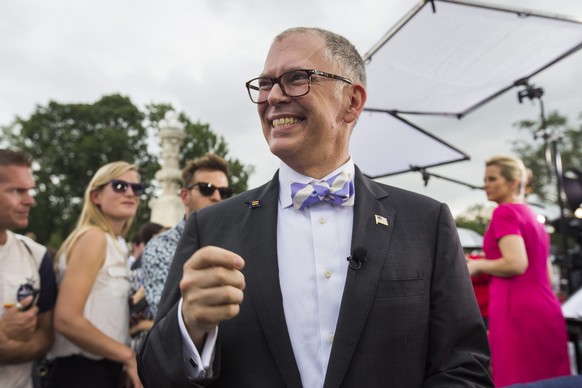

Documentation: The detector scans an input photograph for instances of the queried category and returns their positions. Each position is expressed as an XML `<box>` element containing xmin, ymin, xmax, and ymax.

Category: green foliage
<box><xmin>454</xmin><ymin>204</ymin><xmax>492</xmax><ymax>236</ymax></box>
<box><xmin>512</xmin><ymin>110</ymin><xmax>582</xmax><ymax>255</ymax></box>
<box><xmin>512</xmin><ymin>110</ymin><xmax>582</xmax><ymax>203</ymax></box>
<box><xmin>1</xmin><ymin>95</ymin><xmax>252</xmax><ymax>247</ymax></box>
<box><xmin>1</xmin><ymin>94</ymin><xmax>155</xmax><ymax>247</ymax></box>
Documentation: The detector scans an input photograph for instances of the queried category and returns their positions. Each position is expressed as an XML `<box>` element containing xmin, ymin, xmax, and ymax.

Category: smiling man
<box><xmin>138</xmin><ymin>27</ymin><xmax>492</xmax><ymax>387</ymax></box>
<box><xmin>0</xmin><ymin>149</ymin><xmax>57</xmax><ymax>388</ymax></box>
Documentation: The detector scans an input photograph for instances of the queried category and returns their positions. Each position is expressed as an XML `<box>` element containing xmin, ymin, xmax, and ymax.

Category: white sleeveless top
<box><xmin>49</xmin><ymin>233</ymin><xmax>130</xmax><ymax>360</ymax></box>
<box><xmin>0</xmin><ymin>231</ymin><xmax>46</xmax><ymax>388</ymax></box>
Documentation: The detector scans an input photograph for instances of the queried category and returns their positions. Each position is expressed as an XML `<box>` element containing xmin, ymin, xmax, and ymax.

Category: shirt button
<box><xmin>323</xmin><ymin>270</ymin><xmax>333</xmax><ymax>279</ymax></box>
<box><xmin>319</xmin><ymin>216</ymin><xmax>326</xmax><ymax>224</ymax></box>
<box><xmin>328</xmin><ymin>333</ymin><xmax>335</xmax><ymax>343</ymax></box>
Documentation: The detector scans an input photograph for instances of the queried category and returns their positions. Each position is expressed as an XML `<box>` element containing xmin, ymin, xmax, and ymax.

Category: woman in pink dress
<box><xmin>468</xmin><ymin>155</ymin><xmax>570</xmax><ymax>387</ymax></box>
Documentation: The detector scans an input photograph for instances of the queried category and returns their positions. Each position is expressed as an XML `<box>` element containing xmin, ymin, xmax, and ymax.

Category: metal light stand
<box><xmin>410</xmin><ymin>165</ymin><xmax>484</xmax><ymax>190</ymax></box>
<box><xmin>517</xmin><ymin>80</ymin><xmax>572</xmax><ymax>292</ymax></box>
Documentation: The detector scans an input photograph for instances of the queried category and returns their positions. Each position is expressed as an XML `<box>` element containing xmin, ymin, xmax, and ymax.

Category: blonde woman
<box><xmin>468</xmin><ymin>155</ymin><xmax>569</xmax><ymax>386</ymax></box>
<box><xmin>46</xmin><ymin>162</ymin><xmax>144</xmax><ymax>388</ymax></box>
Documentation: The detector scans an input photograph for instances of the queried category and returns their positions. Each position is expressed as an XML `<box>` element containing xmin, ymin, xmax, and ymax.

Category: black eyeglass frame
<box><xmin>245</xmin><ymin>68</ymin><xmax>354</xmax><ymax>104</ymax></box>
<box><xmin>186</xmin><ymin>181</ymin><xmax>233</xmax><ymax>199</ymax></box>
<box><xmin>108</xmin><ymin>179</ymin><xmax>147</xmax><ymax>196</ymax></box>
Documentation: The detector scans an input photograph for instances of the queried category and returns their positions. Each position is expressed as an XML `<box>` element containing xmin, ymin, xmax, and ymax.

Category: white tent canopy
<box><xmin>350</xmin><ymin>111</ymin><xmax>468</xmax><ymax>178</ymax></box>
<box><xmin>364</xmin><ymin>0</ymin><xmax>582</xmax><ymax>117</ymax></box>
<box><xmin>350</xmin><ymin>0</ymin><xmax>582</xmax><ymax>179</ymax></box>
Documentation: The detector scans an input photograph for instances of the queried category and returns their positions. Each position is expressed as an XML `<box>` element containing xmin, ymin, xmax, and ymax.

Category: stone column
<box><xmin>149</xmin><ymin>111</ymin><xmax>186</xmax><ymax>227</ymax></box>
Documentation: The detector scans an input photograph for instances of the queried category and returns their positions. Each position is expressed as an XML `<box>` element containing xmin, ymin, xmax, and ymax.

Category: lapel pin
<box><xmin>247</xmin><ymin>200</ymin><xmax>262</xmax><ymax>209</ymax></box>
<box><xmin>375</xmin><ymin>214</ymin><xmax>389</xmax><ymax>226</ymax></box>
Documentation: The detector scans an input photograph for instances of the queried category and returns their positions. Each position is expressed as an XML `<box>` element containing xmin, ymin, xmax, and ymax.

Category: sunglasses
<box><xmin>186</xmin><ymin>182</ymin><xmax>233</xmax><ymax>199</ymax></box>
<box><xmin>109</xmin><ymin>179</ymin><xmax>147</xmax><ymax>196</ymax></box>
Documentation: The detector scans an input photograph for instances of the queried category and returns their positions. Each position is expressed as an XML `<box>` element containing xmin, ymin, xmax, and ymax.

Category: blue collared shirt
<box><xmin>142</xmin><ymin>219</ymin><xmax>185</xmax><ymax>317</ymax></box>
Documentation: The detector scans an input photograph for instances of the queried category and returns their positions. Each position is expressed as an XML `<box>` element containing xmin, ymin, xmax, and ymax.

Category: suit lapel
<box><xmin>324</xmin><ymin>168</ymin><xmax>395</xmax><ymax>388</ymax></box>
<box><xmin>239</xmin><ymin>173</ymin><xmax>303</xmax><ymax>388</ymax></box>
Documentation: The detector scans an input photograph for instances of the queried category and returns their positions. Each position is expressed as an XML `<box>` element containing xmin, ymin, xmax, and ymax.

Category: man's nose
<box><xmin>24</xmin><ymin>193</ymin><xmax>36</xmax><ymax>206</ymax></box>
<box><xmin>267</xmin><ymin>83</ymin><xmax>290</xmax><ymax>105</ymax></box>
<box><xmin>209</xmin><ymin>188</ymin><xmax>222</xmax><ymax>202</ymax></box>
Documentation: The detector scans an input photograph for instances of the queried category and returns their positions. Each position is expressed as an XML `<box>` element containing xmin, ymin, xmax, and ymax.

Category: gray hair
<box><xmin>274</xmin><ymin>27</ymin><xmax>367</xmax><ymax>87</ymax></box>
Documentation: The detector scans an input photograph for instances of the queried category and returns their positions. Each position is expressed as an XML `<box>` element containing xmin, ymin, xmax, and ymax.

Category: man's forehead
<box><xmin>0</xmin><ymin>165</ymin><xmax>35</xmax><ymax>186</ymax></box>
<box><xmin>262</xmin><ymin>35</ymin><xmax>326</xmax><ymax>75</ymax></box>
<box><xmin>193</xmin><ymin>169</ymin><xmax>228</xmax><ymax>182</ymax></box>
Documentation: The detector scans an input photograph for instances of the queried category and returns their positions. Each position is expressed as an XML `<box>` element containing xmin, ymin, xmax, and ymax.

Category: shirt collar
<box><xmin>278</xmin><ymin>159</ymin><xmax>355</xmax><ymax>209</ymax></box>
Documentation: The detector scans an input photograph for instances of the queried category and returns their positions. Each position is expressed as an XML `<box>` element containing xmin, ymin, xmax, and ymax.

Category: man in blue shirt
<box><xmin>142</xmin><ymin>153</ymin><xmax>231</xmax><ymax>317</ymax></box>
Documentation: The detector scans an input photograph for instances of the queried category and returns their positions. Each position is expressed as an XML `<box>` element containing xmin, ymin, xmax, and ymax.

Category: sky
<box><xmin>1</xmin><ymin>0</ymin><xmax>581</xmax><ymax>217</ymax></box>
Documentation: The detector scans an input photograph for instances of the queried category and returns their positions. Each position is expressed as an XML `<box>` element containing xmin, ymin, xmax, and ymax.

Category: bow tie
<box><xmin>290</xmin><ymin>170</ymin><xmax>355</xmax><ymax>210</ymax></box>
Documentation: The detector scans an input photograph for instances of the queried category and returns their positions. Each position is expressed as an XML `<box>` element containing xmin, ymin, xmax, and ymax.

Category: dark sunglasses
<box><xmin>186</xmin><ymin>182</ymin><xmax>233</xmax><ymax>199</ymax></box>
<box><xmin>109</xmin><ymin>179</ymin><xmax>147</xmax><ymax>196</ymax></box>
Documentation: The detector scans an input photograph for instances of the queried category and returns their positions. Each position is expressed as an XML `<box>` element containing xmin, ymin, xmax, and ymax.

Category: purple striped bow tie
<box><xmin>291</xmin><ymin>170</ymin><xmax>355</xmax><ymax>210</ymax></box>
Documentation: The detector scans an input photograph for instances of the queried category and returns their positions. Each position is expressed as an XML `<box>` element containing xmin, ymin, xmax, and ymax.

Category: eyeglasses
<box><xmin>245</xmin><ymin>68</ymin><xmax>353</xmax><ymax>104</ymax></box>
<box><xmin>186</xmin><ymin>182</ymin><xmax>233</xmax><ymax>199</ymax></box>
<box><xmin>109</xmin><ymin>179</ymin><xmax>146</xmax><ymax>196</ymax></box>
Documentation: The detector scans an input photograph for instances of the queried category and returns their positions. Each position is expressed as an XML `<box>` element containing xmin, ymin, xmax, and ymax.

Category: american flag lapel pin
<box><xmin>375</xmin><ymin>214</ymin><xmax>388</xmax><ymax>226</ymax></box>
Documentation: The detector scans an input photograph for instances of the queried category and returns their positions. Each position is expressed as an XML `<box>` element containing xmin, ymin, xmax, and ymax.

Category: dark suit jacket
<box><xmin>138</xmin><ymin>168</ymin><xmax>492</xmax><ymax>387</ymax></box>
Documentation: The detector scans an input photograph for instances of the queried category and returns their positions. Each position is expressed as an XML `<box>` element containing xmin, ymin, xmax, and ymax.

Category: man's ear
<box><xmin>179</xmin><ymin>188</ymin><xmax>190</xmax><ymax>206</ymax></box>
<box><xmin>344</xmin><ymin>84</ymin><xmax>367</xmax><ymax>124</ymax></box>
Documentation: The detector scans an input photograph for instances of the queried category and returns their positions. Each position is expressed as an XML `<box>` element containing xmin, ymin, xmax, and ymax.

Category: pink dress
<box><xmin>483</xmin><ymin>203</ymin><xmax>570</xmax><ymax>387</ymax></box>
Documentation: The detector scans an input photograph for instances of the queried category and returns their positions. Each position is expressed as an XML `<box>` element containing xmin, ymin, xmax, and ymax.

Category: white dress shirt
<box><xmin>278</xmin><ymin>160</ymin><xmax>354</xmax><ymax>388</ymax></box>
<box><xmin>179</xmin><ymin>160</ymin><xmax>355</xmax><ymax>387</ymax></box>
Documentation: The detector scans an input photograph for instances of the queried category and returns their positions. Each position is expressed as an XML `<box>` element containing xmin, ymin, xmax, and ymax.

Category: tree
<box><xmin>1</xmin><ymin>94</ymin><xmax>251</xmax><ymax>247</ymax></box>
<box><xmin>454</xmin><ymin>204</ymin><xmax>492</xmax><ymax>236</ymax></box>
<box><xmin>512</xmin><ymin>110</ymin><xmax>582</xmax><ymax>203</ymax></box>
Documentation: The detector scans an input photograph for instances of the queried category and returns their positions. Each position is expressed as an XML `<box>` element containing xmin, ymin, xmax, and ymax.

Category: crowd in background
<box><xmin>1</xmin><ymin>149</ymin><xmax>231</xmax><ymax>387</ymax></box>
<box><xmin>1</xmin><ymin>146</ymin><xmax>579</xmax><ymax>388</ymax></box>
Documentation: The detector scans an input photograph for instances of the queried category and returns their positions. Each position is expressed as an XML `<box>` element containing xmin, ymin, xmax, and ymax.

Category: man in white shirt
<box><xmin>0</xmin><ymin>149</ymin><xmax>57</xmax><ymax>388</ymax></box>
<box><xmin>138</xmin><ymin>27</ymin><xmax>492</xmax><ymax>387</ymax></box>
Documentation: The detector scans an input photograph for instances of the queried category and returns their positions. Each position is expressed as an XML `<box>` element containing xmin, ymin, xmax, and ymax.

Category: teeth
<box><xmin>273</xmin><ymin>117</ymin><xmax>298</xmax><ymax>127</ymax></box>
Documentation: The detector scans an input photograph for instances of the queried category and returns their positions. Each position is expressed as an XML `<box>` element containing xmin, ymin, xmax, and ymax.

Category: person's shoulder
<box><xmin>491</xmin><ymin>204</ymin><xmax>525</xmax><ymax>226</ymax></box>
<box><xmin>14</xmin><ymin>232</ymin><xmax>48</xmax><ymax>261</ymax></box>
<box><xmin>153</xmin><ymin>222</ymin><xmax>181</xmax><ymax>241</ymax></box>
<box><xmin>502</xmin><ymin>202</ymin><xmax>538</xmax><ymax>224</ymax></box>
<box><xmin>144</xmin><ymin>224</ymin><xmax>180</xmax><ymax>252</ymax></box>
<box><xmin>75</xmin><ymin>226</ymin><xmax>107</xmax><ymax>248</ymax></box>
<box><xmin>493</xmin><ymin>203</ymin><xmax>517</xmax><ymax>216</ymax></box>
<box><xmin>82</xmin><ymin>226</ymin><xmax>107</xmax><ymax>238</ymax></box>
<box><xmin>15</xmin><ymin>232</ymin><xmax>45</xmax><ymax>250</ymax></box>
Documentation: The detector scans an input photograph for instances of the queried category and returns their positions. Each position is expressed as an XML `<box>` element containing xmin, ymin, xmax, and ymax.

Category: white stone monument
<box><xmin>149</xmin><ymin>111</ymin><xmax>186</xmax><ymax>227</ymax></box>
